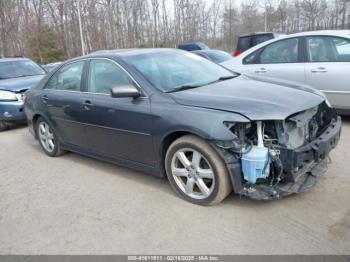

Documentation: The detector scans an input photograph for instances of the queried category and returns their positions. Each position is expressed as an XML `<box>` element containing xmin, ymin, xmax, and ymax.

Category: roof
<box><xmin>177</xmin><ymin>42</ymin><xmax>206</xmax><ymax>46</ymax></box>
<box><xmin>87</xmin><ymin>48</ymin><xmax>179</xmax><ymax>58</ymax></box>
<box><xmin>90</xmin><ymin>48</ymin><xmax>138</xmax><ymax>55</ymax></box>
<box><xmin>0</xmin><ymin>57</ymin><xmax>30</xmax><ymax>63</ymax></box>
<box><xmin>288</xmin><ymin>30</ymin><xmax>350</xmax><ymax>37</ymax></box>
<box><xmin>239</xmin><ymin>32</ymin><xmax>281</xmax><ymax>37</ymax></box>
<box><xmin>191</xmin><ymin>49</ymin><xmax>225</xmax><ymax>54</ymax></box>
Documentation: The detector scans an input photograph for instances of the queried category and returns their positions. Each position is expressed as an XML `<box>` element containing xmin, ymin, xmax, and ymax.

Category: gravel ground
<box><xmin>0</xmin><ymin>117</ymin><xmax>349</xmax><ymax>255</ymax></box>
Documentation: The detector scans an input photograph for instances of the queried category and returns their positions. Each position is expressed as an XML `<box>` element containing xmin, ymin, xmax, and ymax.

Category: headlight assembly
<box><xmin>0</xmin><ymin>90</ymin><xmax>18</xmax><ymax>101</ymax></box>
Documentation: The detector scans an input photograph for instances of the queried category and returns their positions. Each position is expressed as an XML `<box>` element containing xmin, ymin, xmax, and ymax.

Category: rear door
<box><xmin>41</xmin><ymin>60</ymin><xmax>88</xmax><ymax>149</ymax></box>
<box><xmin>304</xmin><ymin>35</ymin><xmax>350</xmax><ymax>110</ymax></box>
<box><xmin>239</xmin><ymin>37</ymin><xmax>306</xmax><ymax>83</ymax></box>
<box><xmin>82</xmin><ymin>58</ymin><xmax>154</xmax><ymax>166</ymax></box>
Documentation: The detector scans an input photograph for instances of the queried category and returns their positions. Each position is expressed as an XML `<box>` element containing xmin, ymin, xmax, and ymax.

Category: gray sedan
<box><xmin>222</xmin><ymin>30</ymin><xmax>350</xmax><ymax>114</ymax></box>
<box><xmin>24</xmin><ymin>49</ymin><xmax>341</xmax><ymax>205</ymax></box>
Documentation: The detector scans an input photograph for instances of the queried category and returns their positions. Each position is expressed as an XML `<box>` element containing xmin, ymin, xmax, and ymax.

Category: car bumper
<box><xmin>0</xmin><ymin>101</ymin><xmax>25</xmax><ymax>122</ymax></box>
<box><xmin>219</xmin><ymin>116</ymin><xmax>342</xmax><ymax>200</ymax></box>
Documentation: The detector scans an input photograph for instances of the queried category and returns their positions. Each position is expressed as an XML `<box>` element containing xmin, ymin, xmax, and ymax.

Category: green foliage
<box><xmin>29</xmin><ymin>25</ymin><xmax>64</xmax><ymax>64</ymax></box>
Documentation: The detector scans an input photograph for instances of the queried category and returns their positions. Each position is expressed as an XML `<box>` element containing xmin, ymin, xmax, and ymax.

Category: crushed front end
<box><xmin>214</xmin><ymin>101</ymin><xmax>341</xmax><ymax>200</ymax></box>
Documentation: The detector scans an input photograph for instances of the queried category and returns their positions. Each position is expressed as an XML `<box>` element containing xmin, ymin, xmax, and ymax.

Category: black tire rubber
<box><xmin>0</xmin><ymin>121</ymin><xmax>7</xmax><ymax>132</ymax></box>
<box><xmin>165</xmin><ymin>135</ymin><xmax>232</xmax><ymax>205</ymax></box>
<box><xmin>35</xmin><ymin>117</ymin><xmax>66</xmax><ymax>157</ymax></box>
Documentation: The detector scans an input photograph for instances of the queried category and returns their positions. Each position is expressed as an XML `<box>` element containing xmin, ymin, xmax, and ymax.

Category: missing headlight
<box><xmin>216</xmin><ymin>122</ymin><xmax>252</xmax><ymax>154</ymax></box>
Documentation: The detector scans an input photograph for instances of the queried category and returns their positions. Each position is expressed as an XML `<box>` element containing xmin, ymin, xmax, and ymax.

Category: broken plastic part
<box><xmin>241</xmin><ymin>121</ymin><xmax>270</xmax><ymax>184</ymax></box>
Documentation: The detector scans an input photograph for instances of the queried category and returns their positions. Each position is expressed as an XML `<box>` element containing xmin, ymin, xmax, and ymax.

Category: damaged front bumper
<box><xmin>215</xmin><ymin>116</ymin><xmax>342</xmax><ymax>200</ymax></box>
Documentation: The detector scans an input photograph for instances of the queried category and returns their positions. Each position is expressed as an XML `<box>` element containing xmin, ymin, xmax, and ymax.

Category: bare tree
<box><xmin>0</xmin><ymin>0</ymin><xmax>348</xmax><ymax>62</ymax></box>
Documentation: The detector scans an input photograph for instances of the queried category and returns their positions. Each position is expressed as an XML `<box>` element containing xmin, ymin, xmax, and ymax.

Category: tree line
<box><xmin>1</xmin><ymin>0</ymin><xmax>350</xmax><ymax>64</ymax></box>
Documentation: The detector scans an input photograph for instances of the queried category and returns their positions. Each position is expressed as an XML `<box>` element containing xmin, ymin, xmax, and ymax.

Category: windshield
<box><xmin>255</xmin><ymin>34</ymin><xmax>273</xmax><ymax>45</ymax></box>
<box><xmin>205</xmin><ymin>50</ymin><xmax>233</xmax><ymax>63</ymax></box>
<box><xmin>0</xmin><ymin>60</ymin><xmax>46</xmax><ymax>79</ymax></box>
<box><xmin>126</xmin><ymin>51</ymin><xmax>237</xmax><ymax>92</ymax></box>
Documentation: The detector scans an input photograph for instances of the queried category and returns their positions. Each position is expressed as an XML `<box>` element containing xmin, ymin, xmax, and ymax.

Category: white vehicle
<box><xmin>222</xmin><ymin>30</ymin><xmax>350</xmax><ymax>114</ymax></box>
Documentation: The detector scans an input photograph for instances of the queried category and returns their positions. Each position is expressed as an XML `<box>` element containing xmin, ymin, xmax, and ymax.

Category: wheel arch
<box><xmin>32</xmin><ymin>113</ymin><xmax>42</xmax><ymax>138</ymax></box>
<box><xmin>32</xmin><ymin>114</ymin><xmax>57</xmax><ymax>140</ymax></box>
<box><xmin>159</xmin><ymin>130</ymin><xmax>204</xmax><ymax>177</ymax></box>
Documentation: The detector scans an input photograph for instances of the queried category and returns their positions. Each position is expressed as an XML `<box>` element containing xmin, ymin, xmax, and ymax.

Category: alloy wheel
<box><xmin>171</xmin><ymin>148</ymin><xmax>215</xmax><ymax>199</ymax></box>
<box><xmin>38</xmin><ymin>121</ymin><xmax>55</xmax><ymax>153</ymax></box>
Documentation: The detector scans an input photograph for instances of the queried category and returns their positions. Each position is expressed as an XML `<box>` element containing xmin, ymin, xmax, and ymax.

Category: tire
<box><xmin>35</xmin><ymin>117</ymin><xmax>66</xmax><ymax>157</ymax></box>
<box><xmin>0</xmin><ymin>121</ymin><xmax>7</xmax><ymax>132</ymax></box>
<box><xmin>165</xmin><ymin>135</ymin><xmax>232</xmax><ymax>205</ymax></box>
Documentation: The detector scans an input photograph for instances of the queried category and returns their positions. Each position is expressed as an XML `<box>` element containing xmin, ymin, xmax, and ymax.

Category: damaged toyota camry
<box><xmin>24</xmin><ymin>49</ymin><xmax>341</xmax><ymax>205</ymax></box>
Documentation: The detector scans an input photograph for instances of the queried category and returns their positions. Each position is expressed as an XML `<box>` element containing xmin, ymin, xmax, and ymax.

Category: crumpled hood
<box><xmin>170</xmin><ymin>75</ymin><xmax>325</xmax><ymax>120</ymax></box>
<box><xmin>0</xmin><ymin>75</ymin><xmax>44</xmax><ymax>92</ymax></box>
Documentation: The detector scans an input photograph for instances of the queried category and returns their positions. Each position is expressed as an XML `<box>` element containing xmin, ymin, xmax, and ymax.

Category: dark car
<box><xmin>177</xmin><ymin>42</ymin><xmax>209</xmax><ymax>51</ymax></box>
<box><xmin>233</xmin><ymin>32</ymin><xmax>284</xmax><ymax>56</ymax></box>
<box><xmin>0</xmin><ymin>58</ymin><xmax>46</xmax><ymax>131</ymax></box>
<box><xmin>191</xmin><ymin>49</ymin><xmax>233</xmax><ymax>64</ymax></box>
<box><xmin>24</xmin><ymin>49</ymin><xmax>341</xmax><ymax>205</ymax></box>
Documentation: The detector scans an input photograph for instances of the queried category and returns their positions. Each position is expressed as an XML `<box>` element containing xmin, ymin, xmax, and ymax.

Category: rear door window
<box><xmin>45</xmin><ymin>61</ymin><xmax>85</xmax><ymax>91</ymax></box>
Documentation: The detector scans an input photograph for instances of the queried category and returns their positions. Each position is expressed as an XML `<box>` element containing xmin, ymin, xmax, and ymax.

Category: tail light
<box><xmin>233</xmin><ymin>51</ymin><xmax>241</xmax><ymax>57</ymax></box>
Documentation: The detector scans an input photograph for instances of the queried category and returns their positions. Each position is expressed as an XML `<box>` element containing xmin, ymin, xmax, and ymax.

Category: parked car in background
<box><xmin>24</xmin><ymin>49</ymin><xmax>340</xmax><ymax>205</ymax></box>
<box><xmin>233</xmin><ymin>32</ymin><xmax>284</xmax><ymax>57</ymax></box>
<box><xmin>0</xmin><ymin>57</ymin><xmax>46</xmax><ymax>131</ymax></box>
<box><xmin>191</xmin><ymin>49</ymin><xmax>233</xmax><ymax>64</ymax></box>
<box><xmin>222</xmin><ymin>30</ymin><xmax>350</xmax><ymax>114</ymax></box>
<box><xmin>177</xmin><ymin>42</ymin><xmax>209</xmax><ymax>51</ymax></box>
<box><xmin>42</xmin><ymin>62</ymin><xmax>63</xmax><ymax>72</ymax></box>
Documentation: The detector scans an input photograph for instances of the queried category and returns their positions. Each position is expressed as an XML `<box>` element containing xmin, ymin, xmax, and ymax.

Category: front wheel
<box><xmin>35</xmin><ymin>117</ymin><xmax>65</xmax><ymax>157</ymax></box>
<box><xmin>165</xmin><ymin>135</ymin><xmax>232</xmax><ymax>205</ymax></box>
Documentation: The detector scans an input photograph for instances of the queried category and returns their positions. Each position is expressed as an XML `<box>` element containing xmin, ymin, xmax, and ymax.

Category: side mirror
<box><xmin>110</xmin><ymin>85</ymin><xmax>140</xmax><ymax>98</ymax></box>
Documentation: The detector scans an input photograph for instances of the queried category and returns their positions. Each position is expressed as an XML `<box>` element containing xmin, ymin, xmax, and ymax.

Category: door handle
<box><xmin>254</xmin><ymin>68</ymin><xmax>267</xmax><ymax>73</ymax></box>
<box><xmin>311</xmin><ymin>67</ymin><xmax>328</xmax><ymax>73</ymax></box>
<box><xmin>83</xmin><ymin>100</ymin><xmax>92</xmax><ymax>110</ymax></box>
<box><xmin>41</xmin><ymin>95</ymin><xmax>48</xmax><ymax>104</ymax></box>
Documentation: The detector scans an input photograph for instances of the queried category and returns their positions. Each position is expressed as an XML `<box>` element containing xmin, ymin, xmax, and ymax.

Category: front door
<box><xmin>241</xmin><ymin>37</ymin><xmax>306</xmax><ymax>84</ymax></box>
<box><xmin>83</xmin><ymin>58</ymin><xmax>154</xmax><ymax>166</ymax></box>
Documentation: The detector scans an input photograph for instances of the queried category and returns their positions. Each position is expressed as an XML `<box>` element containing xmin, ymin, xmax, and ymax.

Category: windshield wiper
<box><xmin>217</xmin><ymin>75</ymin><xmax>236</xmax><ymax>81</ymax></box>
<box><xmin>202</xmin><ymin>75</ymin><xmax>237</xmax><ymax>86</ymax></box>
<box><xmin>165</xmin><ymin>75</ymin><xmax>237</xmax><ymax>93</ymax></box>
<box><xmin>165</xmin><ymin>84</ymin><xmax>201</xmax><ymax>93</ymax></box>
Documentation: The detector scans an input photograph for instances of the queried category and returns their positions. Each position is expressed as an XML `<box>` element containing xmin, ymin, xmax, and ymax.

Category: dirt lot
<box><xmin>0</xmin><ymin>117</ymin><xmax>349</xmax><ymax>255</ymax></box>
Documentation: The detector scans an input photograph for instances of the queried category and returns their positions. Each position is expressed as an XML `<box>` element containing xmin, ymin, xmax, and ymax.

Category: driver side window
<box><xmin>88</xmin><ymin>59</ymin><xmax>134</xmax><ymax>94</ymax></box>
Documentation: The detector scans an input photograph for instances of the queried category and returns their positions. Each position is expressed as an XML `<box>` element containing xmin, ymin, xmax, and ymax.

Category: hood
<box><xmin>0</xmin><ymin>75</ymin><xmax>45</xmax><ymax>92</ymax></box>
<box><xmin>170</xmin><ymin>75</ymin><xmax>325</xmax><ymax>121</ymax></box>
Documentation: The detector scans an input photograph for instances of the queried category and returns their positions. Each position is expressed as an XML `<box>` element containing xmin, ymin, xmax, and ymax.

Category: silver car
<box><xmin>222</xmin><ymin>30</ymin><xmax>350</xmax><ymax>114</ymax></box>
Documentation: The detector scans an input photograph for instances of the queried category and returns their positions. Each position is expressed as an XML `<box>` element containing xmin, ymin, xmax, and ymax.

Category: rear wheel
<box><xmin>165</xmin><ymin>135</ymin><xmax>232</xmax><ymax>205</ymax></box>
<box><xmin>0</xmin><ymin>121</ymin><xmax>7</xmax><ymax>132</ymax></box>
<box><xmin>35</xmin><ymin>117</ymin><xmax>65</xmax><ymax>157</ymax></box>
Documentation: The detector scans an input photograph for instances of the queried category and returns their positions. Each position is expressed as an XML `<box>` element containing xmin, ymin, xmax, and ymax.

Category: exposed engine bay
<box><xmin>215</xmin><ymin>101</ymin><xmax>341</xmax><ymax>200</ymax></box>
